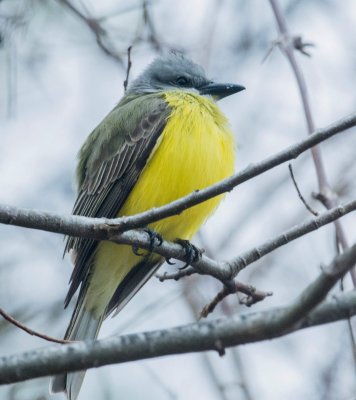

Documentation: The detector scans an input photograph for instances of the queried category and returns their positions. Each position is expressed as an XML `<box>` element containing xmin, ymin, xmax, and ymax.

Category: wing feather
<box><xmin>64</xmin><ymin>95</ymin><xmax>170</xmax><ymax>307</ymax></box>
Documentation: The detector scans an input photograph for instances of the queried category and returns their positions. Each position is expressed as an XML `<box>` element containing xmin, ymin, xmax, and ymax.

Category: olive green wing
<box><xmin>65</xmin><ymin>94</ymin><xmax>171</xmax><ymax>307</ymax></box>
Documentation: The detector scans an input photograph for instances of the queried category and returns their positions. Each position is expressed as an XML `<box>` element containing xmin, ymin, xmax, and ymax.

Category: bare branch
<box><xmin>228</xmin><ymin>200</ymin><xmax>356</xmax><ymax>278</ymax></box>
<box><xmin>1</xmin><ymin>245</ymin><xmax>355</xmax><ymax>385</ymax></box>
<box><xmin>158</xmin><ymin>270</ymin><xmax>273</xmax><ymax>318</ymax></box>
<box><xmin>58</xmin><ymin>0</ymin><xmax>124</xmax><ymax>66</ymax></box>
<box><xmin>106</xmin><ymin>112</ymin><xmax>356</xmax><ymax>232</ymax></box>
<box><xmin>0</xmin><ymin>308</ymin><xmax>71</xmax><ymax>345</ymax></box>
<box><xmin>268</xmin><ymin>0</ymin><xmax>356</xmax><ymax>284</ymax></box>
<box><xmin>200</xmin><ymin>281</ymin><xmax>273</xmax><ymax>318</ymax></box>
<box><xmin>142</xmin><ymin>0</ymin><xmax>161</xmax><ymax>51</ymax></box>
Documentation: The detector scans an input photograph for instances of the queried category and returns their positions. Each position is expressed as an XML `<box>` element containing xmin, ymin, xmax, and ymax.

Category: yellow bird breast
<box><xmin>120</xmin><ymin>90</ymin><xmax>236</xmax><ymax>239</ymax></box>
<box><xmin>87</xmin><ymin>91</ymin><xmax>235</xmax><ymax>315</ymax></box>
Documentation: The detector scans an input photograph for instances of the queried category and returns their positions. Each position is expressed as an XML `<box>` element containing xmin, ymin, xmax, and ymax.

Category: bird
<box><xmin>51</xmin><ymin>52</ymin><xmax>245</xmax><ymax>399</ymax></box>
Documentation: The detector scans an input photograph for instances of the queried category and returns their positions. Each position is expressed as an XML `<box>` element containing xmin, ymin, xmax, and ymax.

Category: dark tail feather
<box><xmin>50</xmin><ymin>291</ymin><xmax>103</xmax><ymax>400</ymax></box>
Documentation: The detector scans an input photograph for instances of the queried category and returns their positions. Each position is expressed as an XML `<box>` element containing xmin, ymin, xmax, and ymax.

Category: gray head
<box><xmin>127</xmin><ymin>52</ymin><xmax>245</xmax><ymax>100</ymax></box>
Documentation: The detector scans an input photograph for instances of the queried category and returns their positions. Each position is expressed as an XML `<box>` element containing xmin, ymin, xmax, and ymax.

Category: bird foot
<box><xmin>175</xmin><ymin>239</ymin><xmax>202</xmax><ymax>269</ymax></box>
<box><xmin>132</xmin><ymin>228</ymin><xmax>163</xmax><ymax>256</ymax></box>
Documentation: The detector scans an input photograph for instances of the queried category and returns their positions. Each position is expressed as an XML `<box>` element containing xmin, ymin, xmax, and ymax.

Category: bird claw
<box><xmin>132</xmin><ymin>245</ymin><xmax>144</xmax><ymax>256</ymax></box>
<box><xmin>165</xmin><ymin>257</ymin><xmax>176</xmax><ymax>265</ymax></box>
<box><xmin>131</xmin><ymin>228</ymin><xmax>163</xmax><ymax>256</ymax></box>
<box><xmin>143</xmin><ymin>228</ymin><xmax>163</xmax><ymax>252</ymax></box>
<box><xmin>175</xmin><ymin>239</ymin><xmax>202</xmax><ymax>268</ymax></box>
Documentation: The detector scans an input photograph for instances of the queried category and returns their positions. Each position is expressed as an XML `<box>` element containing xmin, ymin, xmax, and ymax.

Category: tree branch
<box><xmin>200</xmin><ymin>281</ymin><xmax>273</xmax><ymax>318</ymax></box>
<box><xmin>268</xmin><ymin>0</ymin><xmax>356</xmax><ymax>285</ymax></box>
<box><xmin>97</xmin><ymin>112</ymin><xmax>356</xmax><ymax>232</ymax></box>
<box><xmin>123</xmin><ymin>46</ymin><xmax>132</xmax><ymax>92</ymax></box>
<box><xmin>0</xmin><ymin>111</ymin><xmax>355</xmax><ymax>237</ymax></box>
<box><xmin>1</xmin><ymin>245</ymin><xmax>355</xmax><ymax>385</ymax></box>
<box><xmin>0</xmin><ymin>200</ymin><xmax>355</xmax><ymax>283</ymax></box>
<box><xmin>288</xmin><ymin>163</ymin><xmax>319</xmax><ymax>216</ymax></box>
<box><xmin>227</xmin><ymin>200</ymin><xmax>356</xmax><ymax>278</ymax></box>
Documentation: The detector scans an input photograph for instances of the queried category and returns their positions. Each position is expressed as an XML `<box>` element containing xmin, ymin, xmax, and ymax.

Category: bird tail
<box><xmin>50</xmin><ymin>289</ymin><xmax>104</xmax><ymax>400</ymax></box>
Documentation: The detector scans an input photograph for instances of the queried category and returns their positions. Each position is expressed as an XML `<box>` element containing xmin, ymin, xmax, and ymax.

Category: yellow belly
<box><xmin>86</xmin><ymin>91</ymin><xmax>235</xmax><ymax>315</ymax></box>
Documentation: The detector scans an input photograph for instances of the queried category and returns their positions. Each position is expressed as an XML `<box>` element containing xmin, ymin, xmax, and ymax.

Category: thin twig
<box><xmin>142</xmin><ymin>0</ymin><xmax>161</xmax><ymax>51</ymax></box>
<box><xmin>156</xmin><ymin>267</ymin><xmax>197</xmax><ymax>281</ymax></box>
<box><xmin>0</xmin><ymin>308</ymin><xmax>71</xmax><ymax>345</ymax></box>
<box><xmin>58</xmin><ymin>0</ymin><xmax>124</xmax><ymax>66</ymax></box>
<box><xmin>288</xmin><ymin>163</ymin><xmax>319</xmax><ymax>216</ymax></box>
<box><xmin>123</xmin><ymin>46</ymin><xmax>132</xmax><ymax>92</ymax></box>
<box><xmin>268</xmin><ymin>0</ymin><xmax>356</xmax><ymax>285</ymax></box>
<box><xmin>158</xmin><ymin>269</ymin><xmax>273</xmax><ymax>318</ymax></box>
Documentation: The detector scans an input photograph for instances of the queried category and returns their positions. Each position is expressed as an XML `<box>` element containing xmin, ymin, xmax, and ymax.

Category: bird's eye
<box><xmin>176</xmin><ymin>76</ymin><xmax>190</xmax><ymax>86</ymax></box>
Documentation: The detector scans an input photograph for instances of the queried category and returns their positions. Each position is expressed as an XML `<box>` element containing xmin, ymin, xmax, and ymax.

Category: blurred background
<box><xmin>1</xmin><ymin>0</ymin><xmax>356</xmax><ymax>399</ymax></box>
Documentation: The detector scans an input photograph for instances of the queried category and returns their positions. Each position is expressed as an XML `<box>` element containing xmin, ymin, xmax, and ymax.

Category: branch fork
<box><xmin>200</xmin><ymin>280</ymin><xmax>273</xmax><ymax>319</ymax></box>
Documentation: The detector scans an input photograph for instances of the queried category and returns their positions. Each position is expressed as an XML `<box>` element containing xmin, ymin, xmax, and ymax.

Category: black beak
<box><xmin>199</xmin><ymin>82</ymin><xmax>245</xmax><ymax>100</ymax></box>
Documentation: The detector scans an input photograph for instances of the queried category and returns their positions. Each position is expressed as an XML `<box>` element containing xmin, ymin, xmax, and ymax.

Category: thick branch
<box><xmin>1</xmin><ymin>245</ymin><xmax>355</xmax><ymax>384</ymax></box>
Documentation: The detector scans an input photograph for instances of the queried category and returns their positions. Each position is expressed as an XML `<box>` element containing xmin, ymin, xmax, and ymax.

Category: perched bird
<box><xmin>51</xmin><ymin>52</ymin><xmax>245</xmax><ymax>399</ymax></box>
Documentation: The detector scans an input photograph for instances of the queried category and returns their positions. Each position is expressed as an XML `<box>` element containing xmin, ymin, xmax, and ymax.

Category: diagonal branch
<box><xmin>0</xmin><ymin>111</ymin><xmax>355</xmax><ymax>237</ymax></box>
<box><xmin>104</xmin><ymin>112</ymin><xmax>356</xmax><ymax>232</ymax></box>
<box><xmin>1</xmin><ymin>245</ymin><xmax>355</xmax><ymax>384</ymax></box>
<box><xmin>0</xmin><ymin>308</ymin><xmax>71</xmax><ymax>345</ymax></box>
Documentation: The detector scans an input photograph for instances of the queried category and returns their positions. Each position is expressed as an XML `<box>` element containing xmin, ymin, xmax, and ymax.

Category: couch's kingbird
<box><xmin>51</xmin><ymin>52</ymin><xmax>245</xmax><ymax>399</ymax></box>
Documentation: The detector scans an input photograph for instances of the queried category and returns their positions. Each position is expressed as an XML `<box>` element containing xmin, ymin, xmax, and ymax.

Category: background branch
<box><xmin>0</xmin><ymin>308</ymin><xmax>70</xmax><ymax>345</ymax></box>
<box><xmin>58</xmin><ymin>0</ymin><xmax>124</xmax><ymax>66</ymax></box>
<box><xmin>268</xmin><ymin>0</ymin><xmax>356</xmax><ymax>285</ymax></box>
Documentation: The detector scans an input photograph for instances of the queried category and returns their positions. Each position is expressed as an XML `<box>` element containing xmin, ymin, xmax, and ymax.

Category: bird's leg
<box><xmin>175</xmin><ymin>239</ymin><xmax>202</xmax><ymax>269</ymax></box>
